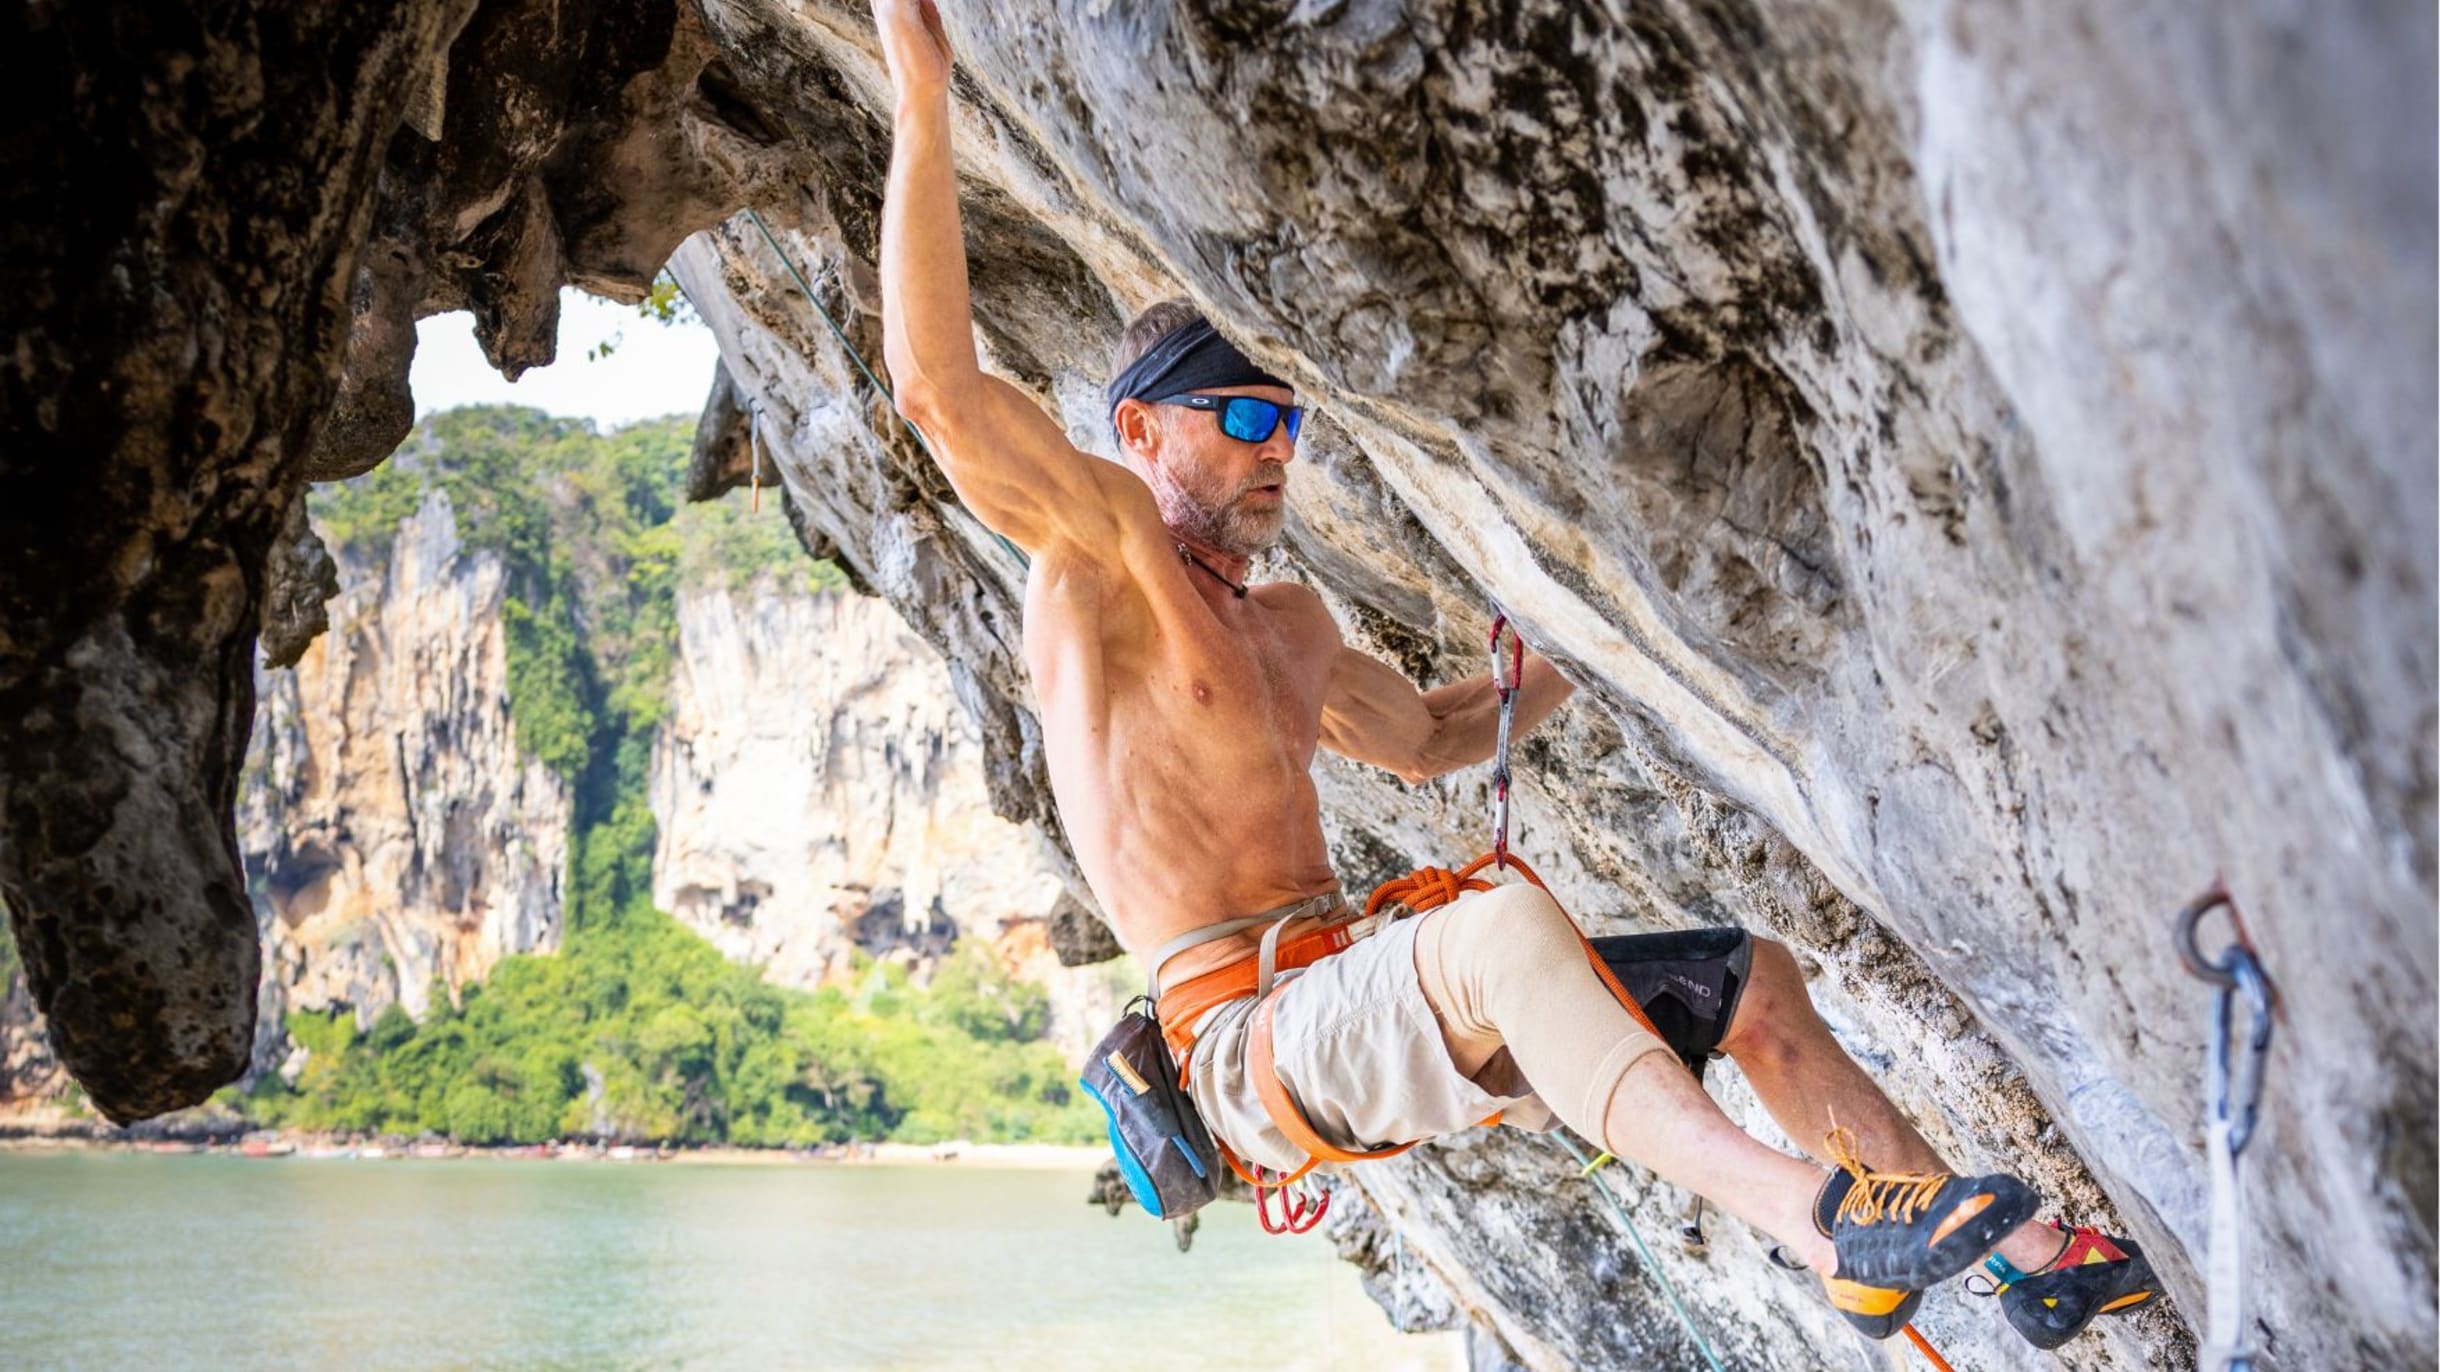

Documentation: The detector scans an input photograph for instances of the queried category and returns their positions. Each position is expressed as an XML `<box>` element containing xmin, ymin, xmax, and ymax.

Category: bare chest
<box><xmin>1020</xmin><ymin>548</ymin><xmax>1336</xmax><ymax>779</ymax></box>
<box><xmin>1151</xmin><ymin>604</ymin><xmax>1327</xmax><ymax>746</ymax></box>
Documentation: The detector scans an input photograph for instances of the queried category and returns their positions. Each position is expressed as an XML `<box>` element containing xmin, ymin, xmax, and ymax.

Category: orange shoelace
<box><xmin>1824</xmin><ymin>1125</ymin><xmax>1950</xmax><ymax>1226</ymax></box>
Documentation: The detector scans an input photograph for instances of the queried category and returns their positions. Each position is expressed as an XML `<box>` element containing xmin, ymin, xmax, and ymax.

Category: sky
<box><xmin>408</xmin><ymin>288</ymin><xmax>722</xmax><ymax>428</ymax></box>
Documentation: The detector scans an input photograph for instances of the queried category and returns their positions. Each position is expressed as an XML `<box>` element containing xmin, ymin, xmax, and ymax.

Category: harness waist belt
<box><xmin>1152</xmin><ymin>898</ymin><xmax>1380</xmax><ymax>1070</ymax></box>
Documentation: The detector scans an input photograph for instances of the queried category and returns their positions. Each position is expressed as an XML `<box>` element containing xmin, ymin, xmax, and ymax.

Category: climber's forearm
<box><xmin>1412</xmin><ymin>652</ymin><xmax>1573</xmax><ymax>775</ymax></box>
<box><xmin>879</xmin><ymin>91</ymin><xmax>985</xmax><ymax>425</ymax></box>
<box><xmin>1324</xmin><ymin>646</ymin><xmax>1574</xmax><ymax>783</ymax></box>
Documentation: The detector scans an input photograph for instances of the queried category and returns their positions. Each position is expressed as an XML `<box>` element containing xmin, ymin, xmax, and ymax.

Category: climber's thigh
<box><xmin>1411</xmin><ymin>905</ymin><xmax>1504</xmax><ymax>1078</ymax></box>
<box><xmin>1410</xmin><ymin>881</ymin><xmax>1592</xmax><ymax>1063</ymax></box>
<box><xmin>1183</xmin><ymin>914</ymin><xmax>1548</xmax><ymax>1176</ymax></box>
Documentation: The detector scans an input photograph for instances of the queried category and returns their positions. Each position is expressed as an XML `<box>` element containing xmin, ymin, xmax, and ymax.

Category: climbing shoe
<box><xmin>1813</xmin><ymin>1128</ymin><xmax>2037</xmax><ymax>1339</ymax></box>
<box><xmin>1821</xmin><ymin>1275</ymin><xmax>1924</xmax><ymax>1340</ymax></box>
<box><xmin>1971</xmin><ymin>1223</ymin><xmax>2160</xmax><ymax>1349</ymax></box>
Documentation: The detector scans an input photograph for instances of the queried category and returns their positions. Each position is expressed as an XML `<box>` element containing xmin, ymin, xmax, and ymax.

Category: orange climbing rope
<box><xmin>1903</xmin><ymin>1325</ymin><xmax>1958</xmax><ymax>1371</ymax></box>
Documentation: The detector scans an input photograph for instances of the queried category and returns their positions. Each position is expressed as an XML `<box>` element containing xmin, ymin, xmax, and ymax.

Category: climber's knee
<box><xmin>1716</xmin><ymin>935</ymin><xmax>1808</xmax><ymax>1063</ymax></box>
<box><xmin>1427</xmin><ymin>882</ymin><xmax>1582</xmax><ymax>996</ymax></box>
<box><xmin>1412</xmin><ymin>882</ymin><xmax>1674</xmax><ymax>1114</ymax></box>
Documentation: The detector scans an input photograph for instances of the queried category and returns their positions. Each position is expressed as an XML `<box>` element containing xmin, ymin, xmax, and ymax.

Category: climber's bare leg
<box><xmin>1593</xmin><ymin>1050</ymin><xmax>1841</xmax><ymax>1271</ymax></box>
<box><xmin>1414</xmin><ymin>894</ymin><xmax>1837</xmax><ymax>1272</ymax></box>
<box><xmin>1718</xmin><ymin>936</ymin><xmax>2064</xmax><ymax>1273</ymax></box>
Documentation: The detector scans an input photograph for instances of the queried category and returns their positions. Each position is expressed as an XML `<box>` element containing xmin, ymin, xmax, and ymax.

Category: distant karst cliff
<box><xmin>652</xmin><ymin>578</ymin><xmax>1125</xmax><ymax>1061</ymax></box>
<box><xmin>652</xmin><ymin>581</ymin><xmax>1058</xmax><ymax>984</ymax></box>
<box><xmin>0</xmin><ymin>411</ymin><xmax>1115</xmax><ymax>1129</ymax></box>
<box><xmin>243</xmin><ymin>486</ymin><xmax>574</xmax><ymax>1045</ymax></box>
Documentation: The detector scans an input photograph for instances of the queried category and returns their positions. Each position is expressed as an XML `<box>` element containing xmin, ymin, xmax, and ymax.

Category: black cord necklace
<box><xmin>1177</xmin><ymin>543</ymin><xmax>1248</xmax><ymax>599</ymax></box>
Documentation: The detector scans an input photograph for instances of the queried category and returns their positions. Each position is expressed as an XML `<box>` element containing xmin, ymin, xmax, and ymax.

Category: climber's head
<box><xmin>1105</xmin><ymin>299</ymin><xmax>1302</xmax><ymax>558</ymax></box>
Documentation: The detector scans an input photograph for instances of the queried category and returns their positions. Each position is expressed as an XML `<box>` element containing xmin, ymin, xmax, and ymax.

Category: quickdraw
<box><xmin>1249</xmin><ymin>1164</ymin><xmax>1328</xmax><ymax>1235</ymax></box>
<box><xmin>2174</xmin><ymin>883</ymin><xmax>2278</xmax><ymax>1372</ymax></box>
<box><xmin>1487</xmin><ymin>614</ymin><xmax>1526</xmax><ymax>870</ymax></box>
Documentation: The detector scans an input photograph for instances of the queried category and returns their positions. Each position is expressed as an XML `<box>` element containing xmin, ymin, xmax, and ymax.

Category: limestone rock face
<box><xmin>0</xmin><ymin>0</ymin><xmax>478</xmax><ymax>1124</ymax></box>
<box><xmin>650</xmin><ymin>577</ymin><xmax>1122</xmax><ymax>1058</ymax></box>
<box><xmin>660</xmin><ymin>5</ymin><xmax>2435</xmax><ymax>1368</ymax></box>
<box><xmin>238</xmin><ymin>490</ymin><xmax>572</xmax><ymax>1038</ymax></box>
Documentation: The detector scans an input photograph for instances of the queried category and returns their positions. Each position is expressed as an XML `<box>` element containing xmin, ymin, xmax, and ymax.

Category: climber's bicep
<box><xmin>1319</xmin><ymin>646</ymin><xmax>1439</xmax><ymax>785</ymax></box>
<box><xmin>909</xmin><ymin>374</ymin><xmax>1137</xmax><ymax>559</ymax></box>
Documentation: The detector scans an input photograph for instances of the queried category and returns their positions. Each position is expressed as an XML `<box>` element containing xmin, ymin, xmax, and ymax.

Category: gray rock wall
<box><xmin>663</xmin><ymin>3</ymin><xmax>2434</xmax><ymax>1368</ymax></box>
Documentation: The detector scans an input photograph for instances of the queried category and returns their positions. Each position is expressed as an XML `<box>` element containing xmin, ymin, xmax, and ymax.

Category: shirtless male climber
<box><xmin>869</xmin><ymin>1</ymin><xmax>2156</xmax><ymax>1350</ymax></box>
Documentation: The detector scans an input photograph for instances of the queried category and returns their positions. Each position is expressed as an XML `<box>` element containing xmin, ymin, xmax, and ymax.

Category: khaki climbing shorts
<box><xmin>1181</xmin><ymin>912</ymin><xmax>1558</xmax><ymax>1175</ymax></box>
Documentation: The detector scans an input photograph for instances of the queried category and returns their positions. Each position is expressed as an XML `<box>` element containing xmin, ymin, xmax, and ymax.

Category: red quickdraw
<box><xmin>1230</xmin><ymin>1153</ymin><xmax>1329</xmax><ymax>1234</ymax></box>
<box><xmin>1214</xmin><ymin>1138</ymin><xmax>1330</xmax><ymax>1235</ymax></box>
<box><xmin>1255</xmin><ymin>1174</ymin><xmax>1330</xmax><ymax>1235</ymax></box>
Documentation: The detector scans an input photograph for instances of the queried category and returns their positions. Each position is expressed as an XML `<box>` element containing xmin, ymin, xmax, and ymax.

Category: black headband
<box><xmin>1104</xmin><ymin>318</ymin><xmax>1291</xmax><ymax>433</ymax></box>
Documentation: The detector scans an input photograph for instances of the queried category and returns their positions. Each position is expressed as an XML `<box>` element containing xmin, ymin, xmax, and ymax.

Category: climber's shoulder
<box><xmin>1015</xmin><ymin>472</ymin><xmax>1164</xmax><ymax>608</ymax></box>
<box><xmin>1247</xmin><ymin>579</ymin><xmax>1338</xmax><ymax>638</ymax></box>
<box><xmin>912</xmin><ymin>374</ymin><xmax>1155</xmax><ymax>559</ymax></box>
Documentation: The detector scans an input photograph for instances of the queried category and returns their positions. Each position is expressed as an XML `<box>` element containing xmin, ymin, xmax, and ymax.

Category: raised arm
<box><xmin>872</xmin><ymin>1</ymin><xmax>1127</xmax><ymax>556</ymax></box>
<box><xmin>1319</xmin><ymin>641</ymin><xmax>1575</xmax><ymax>785</ymax></box>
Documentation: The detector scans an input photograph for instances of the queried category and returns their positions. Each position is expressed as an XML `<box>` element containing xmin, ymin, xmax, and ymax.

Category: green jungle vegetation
<box><xmin>191</xmin><ymin>405</ymin><xmax>1095</xmax><ymax>1147</ymax></box>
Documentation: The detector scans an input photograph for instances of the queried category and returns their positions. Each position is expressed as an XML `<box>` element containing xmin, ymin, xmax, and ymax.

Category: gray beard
<box><xmin>1148</xmin><ymin>466</ymin><xmax>1283</xmax><ymax>559</ymax></box>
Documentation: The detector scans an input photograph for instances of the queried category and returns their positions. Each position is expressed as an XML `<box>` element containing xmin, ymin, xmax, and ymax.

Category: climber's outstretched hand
<box><xmin>874</xmin><ymin>0</ymin><xmax>953</xmax><ymax>102</ymax></box>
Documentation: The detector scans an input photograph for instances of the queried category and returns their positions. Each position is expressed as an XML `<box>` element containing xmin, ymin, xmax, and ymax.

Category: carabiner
<box><xmin>1256</xmin><ymin>1175</ymin><xmax>1330</xmax><ymax>1234</ymax></box>
<box><xmin>1488</xmin><ymin>614</ymin><xmax>1525</xmax><ymax>700</ymax></box>
<box><xmin>1487</xmin><ymin>613</ymin><xmax>1525</xmax><ymax>869</ymax></box>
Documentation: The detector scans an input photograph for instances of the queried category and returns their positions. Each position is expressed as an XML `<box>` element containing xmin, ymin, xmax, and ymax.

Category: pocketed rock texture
<box><xmin>4</xmin><ymin>3</ymin><xmax>2431</xmax><ymax>1370</ymax></box>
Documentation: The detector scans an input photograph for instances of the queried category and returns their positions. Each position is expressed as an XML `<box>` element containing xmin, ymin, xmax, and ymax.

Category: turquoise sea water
<box><xmin>0</xmin><ymin>1152</ymin><xmax>1459</xmax><ymax>1372</ymax></box>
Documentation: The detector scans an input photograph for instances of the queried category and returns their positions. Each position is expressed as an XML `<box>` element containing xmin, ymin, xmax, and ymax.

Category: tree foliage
<box><xmin>252</xmin><ymin>916</ymin><xmax>1097</xmax><ymax>1147</ymax></box>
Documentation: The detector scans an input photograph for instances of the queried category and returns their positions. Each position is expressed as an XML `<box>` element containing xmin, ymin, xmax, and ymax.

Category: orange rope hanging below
<box><xmin>1903</xmin><ymin>1325</ymin><xmax>1957</xmax><ymax>1372</ymax></box>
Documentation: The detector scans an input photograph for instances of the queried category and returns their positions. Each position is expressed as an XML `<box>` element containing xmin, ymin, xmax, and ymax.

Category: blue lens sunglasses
<box><xmin>1159</xmin><ymin>393</ymin><xmax>1306</xmax><ymax>444</ymax></box>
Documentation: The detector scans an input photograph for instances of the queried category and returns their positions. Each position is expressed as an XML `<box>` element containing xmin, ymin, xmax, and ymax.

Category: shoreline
<box><xmin>0</xmin><ymin>1125</ymin><xmax>1107</xmax><ymax>1172</ymax></box>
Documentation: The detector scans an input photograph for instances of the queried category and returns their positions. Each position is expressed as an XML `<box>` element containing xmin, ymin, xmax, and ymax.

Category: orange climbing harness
<box><xmin>1152</xmin><ymin>616</ymin><xmax>1665</xmax><ymax>1233</ymax></box>
<box><xmin>1151</xmin><ymin>848</ymin><xmax>1658</xmax><ymax>1232</ymax></box>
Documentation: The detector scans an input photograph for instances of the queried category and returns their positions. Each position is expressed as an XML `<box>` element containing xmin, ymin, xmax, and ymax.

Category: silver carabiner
<box><xmin>2217</xmin><ymin>950</ymin><xmax>2276</xmax><ymax>1159</ymax></box>
<box><xmin>2181</xmin><ymin>882</ymin><xmax>2277</xmax><ymax>1372</ymax></box>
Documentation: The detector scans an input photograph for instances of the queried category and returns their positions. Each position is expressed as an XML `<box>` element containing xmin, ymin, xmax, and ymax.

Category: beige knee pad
<box><xmin>1413</xmin><ymin>882</ymin><xmax>1673</xmax><ymax>1139</ymax></box>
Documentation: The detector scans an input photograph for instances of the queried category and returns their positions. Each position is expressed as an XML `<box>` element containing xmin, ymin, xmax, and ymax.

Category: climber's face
<box><xmin>1118</xmin><ymin>383</ymin><xmax>1301</xmax><ymax>558</ymax></box>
